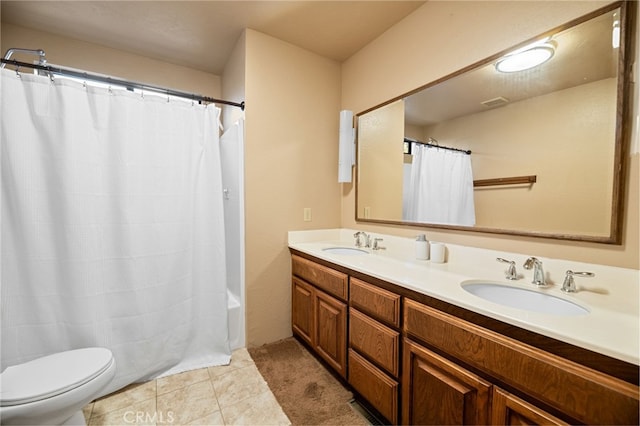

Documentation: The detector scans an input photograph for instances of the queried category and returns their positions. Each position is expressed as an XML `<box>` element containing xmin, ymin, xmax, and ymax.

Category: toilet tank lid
<box><xmin>0</xmin><ymin>347</ymin><xmax>114</xmax><ymax>406</ymax></box>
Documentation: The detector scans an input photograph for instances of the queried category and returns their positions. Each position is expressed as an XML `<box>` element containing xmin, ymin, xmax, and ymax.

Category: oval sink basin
<box><xmin>461</xmin><ymin>281</ymin><xmax>588</xmax><ymax>316</ymax></box>
<box><xmin>322</xmin><ymin>247</ymin><xmax>369</xmax><ymax>255</ymax></box>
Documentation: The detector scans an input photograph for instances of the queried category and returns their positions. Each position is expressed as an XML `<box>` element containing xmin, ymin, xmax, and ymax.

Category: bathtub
<box><xmin>227</xmin><ymin>289</ymin><xmax>244</xmax><ymax>350</ymax></box>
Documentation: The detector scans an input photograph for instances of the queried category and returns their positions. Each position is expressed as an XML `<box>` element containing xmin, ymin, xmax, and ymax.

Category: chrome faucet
<box><xmin>561</xmin><ymin>270</ymin><xmax>595</xmax><ymax>293</ymax></box>
<box><xmin>496</xmin><ymin>258</ymin><xmax>518</xmax><ymax>280</ymax></box>
<box><xmin>523</xmin><ymin>257</ymin><xmax>546</xmax><ymax>286</ymax></box>
<box><xmin>353</xmin><ymin>231</ymin><xmax>371</xmax><ymax>248</ymax></box>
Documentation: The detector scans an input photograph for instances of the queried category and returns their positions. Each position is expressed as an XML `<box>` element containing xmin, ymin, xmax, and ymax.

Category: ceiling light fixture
<box><xmin>495</xmin><ymin>39</ymin><xmax>556</xmax><ymax>73</ymax></box>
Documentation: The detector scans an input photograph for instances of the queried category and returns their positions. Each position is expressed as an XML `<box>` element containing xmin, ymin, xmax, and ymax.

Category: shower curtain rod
<box><xmin>1</xmin><ymin>58</ymin><xmax>245</xmax><ymax>111</ymax></box>
<box><xmin>404</xmin><ymin>137</ymin><xmax>471</xmax><ymax>155</ymax></box>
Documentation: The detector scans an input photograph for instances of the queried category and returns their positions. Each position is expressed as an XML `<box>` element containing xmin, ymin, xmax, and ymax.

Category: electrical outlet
<box><xmin>303</xmin><ymin>208</ymin><xmax>312</xmax><ymax>222</ymax></box>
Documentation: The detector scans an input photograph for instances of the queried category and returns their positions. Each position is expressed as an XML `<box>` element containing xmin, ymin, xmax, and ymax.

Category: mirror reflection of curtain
<box><xmin>403</xmin><ymin>144</ymin><xmax>476</xmax><ymax>226</ymax></box>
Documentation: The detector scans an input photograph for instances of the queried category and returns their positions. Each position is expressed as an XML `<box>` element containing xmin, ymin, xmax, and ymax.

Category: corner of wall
<box><xmin>222</xmin><ymin>30</ymin><xmax>247</xmax><ymax>130</ymax></box>
<box><xmin>242</xmin><ymin>28</ymin><xmax>343</xmax><ymax>347</ymax></box>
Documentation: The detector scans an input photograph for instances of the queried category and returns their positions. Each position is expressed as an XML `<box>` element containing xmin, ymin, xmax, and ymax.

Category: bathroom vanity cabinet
<box><xmin>402</xmin><ymin>299</ymin><xmax>633</xmax><ymax>425</ymax></box>
<box><xmin>291</xmin><ymin>255</ymin><xmax>347</xmax><ymax>378</ymax></box>
<box><xmin>289</xmin><ymin>250</ymin><xmax>640</xmax><ymax>425</ymax></box>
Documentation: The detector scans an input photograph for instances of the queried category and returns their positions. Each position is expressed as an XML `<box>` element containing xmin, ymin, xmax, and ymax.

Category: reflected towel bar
<box><xmin>473</xmin><ymin>175</ymin><xmax>537</xmax><ymax>187</ymax></box>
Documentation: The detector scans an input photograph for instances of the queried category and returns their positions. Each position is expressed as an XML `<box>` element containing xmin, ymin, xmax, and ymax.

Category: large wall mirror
<box><xmin>355</xmin><ymin>1</ymin><xmax>635</xmax><ymax>244</ymax></box>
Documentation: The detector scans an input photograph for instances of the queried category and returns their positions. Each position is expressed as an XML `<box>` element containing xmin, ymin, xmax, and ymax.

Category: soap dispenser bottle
<box><xmin>415</xmin><ymin>234</ymin><xmax>429</xmax><ymax>260</ymax></box>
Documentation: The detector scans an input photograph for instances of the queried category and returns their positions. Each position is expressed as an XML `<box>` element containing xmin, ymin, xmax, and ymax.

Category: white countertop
<box><xmin>289</xmin><ymin>228</ymin><xmax>640</xmax><ymax>365</ymax></box>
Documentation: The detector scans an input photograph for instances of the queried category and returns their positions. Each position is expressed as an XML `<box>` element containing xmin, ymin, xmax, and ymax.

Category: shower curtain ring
<box><xmin>15</xmin><ymin>66</ymin><xmax>21</xmax><ymax>78</ymax></box>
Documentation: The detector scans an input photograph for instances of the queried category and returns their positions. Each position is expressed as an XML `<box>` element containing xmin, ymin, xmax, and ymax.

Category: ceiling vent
<box><xmin>481</xmin><ymin>96</ymin><xmax>510</xmax><ymax>108</ymax></box>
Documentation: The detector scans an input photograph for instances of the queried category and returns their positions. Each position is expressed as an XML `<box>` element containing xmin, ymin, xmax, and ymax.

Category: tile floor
<box><xmin>82</xmin><ymin>348</ymin><xmax>290</xmax><ymax>425</ymax></box>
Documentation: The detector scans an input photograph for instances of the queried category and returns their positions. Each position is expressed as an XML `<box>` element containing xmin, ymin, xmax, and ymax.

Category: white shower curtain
<box><xmin>1</xmin><ymin>69</ymin><xmax>230</xmax><ymax>396</ymax></box>
<box><xmin>404</xmin><ymin>144</ymin><xmax>476</xmax><ymax>226</ymax></box>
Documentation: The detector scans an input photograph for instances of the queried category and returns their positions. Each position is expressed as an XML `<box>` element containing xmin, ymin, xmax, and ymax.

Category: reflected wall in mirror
<box><xmin>355</xmin><ymin>2</ymin><xmax>634</xmax><ymax>243</ymax></box>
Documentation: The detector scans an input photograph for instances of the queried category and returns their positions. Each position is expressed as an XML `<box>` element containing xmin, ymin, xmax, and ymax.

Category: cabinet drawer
<box><xmin>349</xmin><ymin>349</ymin><xmax>399</xmax><ymax>425</ymax></box>
<box><xmin>350</xmin><ymin>308</ymin><xmax>399</xmax><ymax>377</ymax></box>
<box><xmin>350</xmin><ymin>277</ymin><xmax>400</xmax><ymax>327</ymax></box>
<box><xmin>404</xmin><ymin>299</ymin><xmax>639</xmax><ymax>425</ymax></box>
<box><xmin>291</xmin><ymin>255</ymin><xmax>348</xmax><ymax>300</ymax></box>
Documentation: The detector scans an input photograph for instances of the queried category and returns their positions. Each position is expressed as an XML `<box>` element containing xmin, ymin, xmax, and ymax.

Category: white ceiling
<box><xmin>1</xmin><ymin>1</ymin><xmax>426</xmax><ymax>75</ymax></box>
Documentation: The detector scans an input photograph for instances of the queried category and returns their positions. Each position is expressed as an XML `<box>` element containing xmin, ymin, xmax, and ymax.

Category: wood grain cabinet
<box><xmin>348</xmin><ymin>278</ymin><xmax>401</xmax><ymax>424</ymax></box>
<box><xmin>291</xmin><ymin>277</ymin><xmax>315</xmax><ymax>346</ymax></box>
<box><xmin>315</xmin><ymin>289</ymin><xmax>347</xmax><ymax>376</ymax></box>
<box><xmin>402</xmin><ymin>338</ymin><xmax>491</xmax><ymax>425</ymax></box>
<box><xmin>492</xmin><ymin>387</ymin><xmax>568</xmax><ymax>426</ymax></box>
<box><xmin>289</xmin><ymin>251</ymin><xmax>639</xmax><ymax>426</ymax></box>
<box><xmin>403</xmin><ymin>298</ymin><xmax>640</xmax><ymax>425</ymax></box>
<box><xmin>291</xmin><ymin>255</ymin><xmax>347</xmax><ymax>378</ymax></box>
<box><xmin>402</xmin><ymin>337</ymin><xmax>569</xmax><ymax>426</ymax></box>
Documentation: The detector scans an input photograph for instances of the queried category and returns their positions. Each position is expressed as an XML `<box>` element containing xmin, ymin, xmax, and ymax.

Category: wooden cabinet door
<box><xmin>292</xmin><ymin>277</ymin><xmax>315</xmax><ymax>347</ymax></box>
<box><xmin>402</xmin><ymin>339</ymin><xmax>492</xmax><ymax>425</ymax></box>
<box><xmin>316</xmin><ymin>290</ymin><xmax>347</xmax><ymax>378</ymax></box>
<box><xmin>492</xmin><ymin>388</ymin><xmax>569</xmax><ymax>426</ymax></box>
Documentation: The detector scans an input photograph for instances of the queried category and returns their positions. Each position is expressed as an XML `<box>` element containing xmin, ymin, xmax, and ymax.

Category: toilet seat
<box><xmin>0</xmin><ymin>347</ymin><xmax>114</xmax><ymax>407</ymax></box>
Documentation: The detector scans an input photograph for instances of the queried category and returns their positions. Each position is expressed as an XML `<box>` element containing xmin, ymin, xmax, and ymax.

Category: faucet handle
<box><xmin>353</xmin><ymin>231</ymin><xmax>371</xmax><ymax>248</ymax></box>
<box><xmin>561</xmin><ymin>270</ymin><xmax>594</xmax><ymax>293</ymax></box>
<box><xmin>372</xmin><ymin>238</ymin><xmax>386</xmax><ymax>251</ymax></box>
<box><xmin>496</xmin><ymin>258</ymin><xmax>518</xmax><ymax>280</ymax></box>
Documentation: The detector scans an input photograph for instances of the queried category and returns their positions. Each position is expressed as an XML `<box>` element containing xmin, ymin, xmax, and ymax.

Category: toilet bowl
<box><xmin>0</xmin><ymin>347</ymin><xmax>116</xmax><ymax>425</ymax></box>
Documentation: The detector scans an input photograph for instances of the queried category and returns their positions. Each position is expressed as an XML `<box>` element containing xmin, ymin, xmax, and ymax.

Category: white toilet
<box><xmin>0</xmin><ymin>347</ymin><xmax>116</xmax><ymax>425</ymax></box>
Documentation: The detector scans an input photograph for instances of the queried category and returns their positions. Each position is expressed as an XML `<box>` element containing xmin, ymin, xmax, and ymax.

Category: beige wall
<box><xmin>341</xmin><ymin>1</ymin><xmax>639</xmax><ymax>269</ymax></box>
<box><xmin>243</xmin><ymin>29</ymin><xmax>342</xmax><ymax>346</ymax></box>
<box><xmin>222</xmin><ymin>32</ymin><xmax>246</xmax><ymax>130</ymax></box>
<box><xmin>358</xmin><ymin>99</ymin><xmax>404</xmax><ymax>220</ymax></box>
<box><xmin>1</xmin><ymin>23</ymin><xmax>221</xmax><ymax>98</ymax></box>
